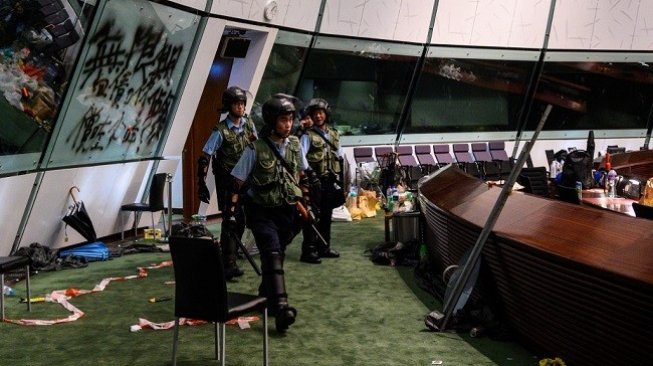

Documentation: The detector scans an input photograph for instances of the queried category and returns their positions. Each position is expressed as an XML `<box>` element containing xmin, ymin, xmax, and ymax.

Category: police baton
<box><xmin>296</xmin><ymin>201</ymin><xmax>329</xmax><ymax>247</ymax></box>
<box><xmin>228</xmin><ymin>230</ymin><xmax>261</xmax><ymax>276</ymax></box>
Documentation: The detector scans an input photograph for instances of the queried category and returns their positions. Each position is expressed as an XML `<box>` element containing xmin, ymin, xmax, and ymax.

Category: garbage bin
<box><xmin>392</xmin><ymin>211</ymin><xmax>420</xmax><ymax>243</ymax></box>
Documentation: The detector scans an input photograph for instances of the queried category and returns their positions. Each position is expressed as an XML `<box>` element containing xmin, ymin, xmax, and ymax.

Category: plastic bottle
<box><xmin>3</xmin><ymin>285</ymin><xmax>16</xmax><ymax>296</ymax></box>
<box><xmin>607</xmin><ymin>169</ymin><xmax>617</xmax><ymax>198</ymax></box>
<box><xmin>575</xmin><ymin>181</ymin><xmax>583</xmax><ymax>202</ymax></box>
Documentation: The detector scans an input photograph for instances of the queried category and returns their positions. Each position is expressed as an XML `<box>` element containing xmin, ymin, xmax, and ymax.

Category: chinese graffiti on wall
<box><xmin>66</xmin><ymin>18</ymin><xmax>183</xmax><ymax>155</ymax></box>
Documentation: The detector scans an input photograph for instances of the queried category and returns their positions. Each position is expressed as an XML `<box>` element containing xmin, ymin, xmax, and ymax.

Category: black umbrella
<box><xmin>62</xmin><ymin>187</ymin><xmax>97</xmax><ymax>242</ymax></box>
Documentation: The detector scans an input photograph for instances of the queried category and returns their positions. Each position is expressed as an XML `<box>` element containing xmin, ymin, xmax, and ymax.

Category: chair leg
<box><xmin>171</xmin><ymin>317</ymin><xmax>180</xmax><ymax>366</ymax></box>
<box><xmin>214</xmin><ymin>322</ymin><xmax>219</xmax><ymax>360</ymax></box>
<box><xmin>220</xmin><ymin>322</ymin><xmax>226</xmax><ymax>366</ymax></box>
<box><xmin>263</xmin><ymin>307</ymin><xmax>269</xmax><ymax>366</ymax></box>
<box><xmin>1</xmin><ymin>273</ymin><xmax>5</xmax><ymax>320</ymax></box>
<box><xmin>25</xmin><ymin>265</ymin><xmax>31</xmax><ymax>312</ymax></box>
<box><xmin>120</xmin><ymin>211</ymin><xmax>125</xmax><ymax>241</ymax></box>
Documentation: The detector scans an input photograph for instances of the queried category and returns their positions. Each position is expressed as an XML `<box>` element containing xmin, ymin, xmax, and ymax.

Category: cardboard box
<box><xmin>144</xmin><ymin>228</ymin><xmax>162</xmax><ymax>240</ymax></box>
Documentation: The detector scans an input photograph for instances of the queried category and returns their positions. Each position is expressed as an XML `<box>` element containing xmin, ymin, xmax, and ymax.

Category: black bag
<box><xmin>323</xmin><ymin>172</ymin><xmax>346</xmax><ymax>209</ymax></box>
<box><xmin>561</xmin><ymin>149</ymin><xmax>594</xmax><ymax>188</ymax></box>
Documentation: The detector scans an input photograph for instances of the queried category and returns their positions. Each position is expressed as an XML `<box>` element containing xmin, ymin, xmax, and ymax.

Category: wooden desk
<box><xmin>581</xmin><ymin>188</ymin><xmax>637</xmax><ymax>217</ymax></box>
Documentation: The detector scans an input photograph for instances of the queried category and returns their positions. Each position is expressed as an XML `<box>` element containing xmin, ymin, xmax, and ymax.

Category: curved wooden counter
<box><xmin>609</xmin><ymin>149</ymin><xmax>653</xmax><ymax>179</ymax></box>
<box><xmin>418</xmin><ymin>165</ymin><xmax>653</xmax><ymax>366</ymax></box>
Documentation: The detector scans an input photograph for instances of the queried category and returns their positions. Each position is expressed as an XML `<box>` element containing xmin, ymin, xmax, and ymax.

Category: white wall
<box><xmin>550</xmin><ymin>0</ymin><xmax>653</xmax><ymax>50</ymax></box>
<box><xmin>211</xmin><ymin>0</ymin><xmax>322</xmax><ymax>32</ymax></box>
<box><xmin>320</xmin><ymin>0</ymin><xmax>435</xmax><ymax>43</ymax></box>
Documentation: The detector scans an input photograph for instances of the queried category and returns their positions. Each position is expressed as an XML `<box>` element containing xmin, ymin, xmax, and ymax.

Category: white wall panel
<box><xmin>321</xmin><ymin>0</ymin><xmax>434</xmax><ymax>43</ymax></box>
<box><xmin>394</xmin><ymin>0</ymin><xmax>435</xmax><ymax>43</ymax></box>
<box><xmin>359</xmin><ymin>0</ymin><xmax>403</xmax><ymax>40</ymax></box>
<box><xmin>321</xmin><ymin>0</ymin><xmax>366</xmax><ymax>37</ymax></box>
<box><xmin>550</xmin><ymin>0</ymin><xmax>599</xmax><ymax>49</ymax></box>
<box><xmin>434</xmin><ymin>0</ymin><xmax>549</xmax><ymax>48</ymax></box>
<box><xmin>212</xmin><ymin>0</ymin><xmax>321</xmax><ymax>31</ymax></box>
<box><xmin>592</xmin><ymin>0</ymin><xmax>639</xmax><ymax>49</ymax></box>
<box><xmin>633</xmin><ymin>0</ymin><xmax>653</xmax><ymax>50</ymax></box>
<box><xmin>0</xmin><ymin>174</ymin><xmax>36</xmax><ymax>255</ymax></box>
<box><xmin>19</xmin><ymin>162</ymin><xmax>163</xmax><ymax>250</ymax></box>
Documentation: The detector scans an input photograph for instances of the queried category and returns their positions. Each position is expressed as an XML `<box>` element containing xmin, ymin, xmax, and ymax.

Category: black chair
<box><xmin>489</xmin><ymin>141</ymin><xmax>514</xmax><ymax>177</ymax></box>
<box><xmin>556</xmin><ymin>185</ymin><xmax>580</xmax><ymax>204</ymax></box>
<box><xmin>120</xmin><ymin>173</ymin><xmax>167</xmax><ymax>241</ymax></box>
<box><xmin>169</xmin><ymin>236</ymin><xmax>268</xmax><ymax>366</ymax></box>
<box><xmin>471</xmin><ymin>142</ymin><xmax>500</xmax><ymax>180</ymax></box>
<box><xmin>452</xmin><ymin>143</ymin><xmax>481</xmax><ymax>178</ymax></box>
<box><xmin>396</xmin><ymin>145</ymin><xmax>421</xmax><ymax>189</ymax></box>
<box><xmin>545</xmin><ymin>149</ymin><xmax>555</xmax><ymax>168</ymax></box>
<box><xmin>632</xmin><ymin>202</ymin><xmax>653</xmax><ymax>220</ymax></box>
<box><xmin>518</xmin><ymin>167</ymin><xmax>550</xmax><ymax>197</ymax></box>
<box><xmin>0</xmin><ymin>256</ymin><xmax>31</xmax><ymax>320</ymax></box>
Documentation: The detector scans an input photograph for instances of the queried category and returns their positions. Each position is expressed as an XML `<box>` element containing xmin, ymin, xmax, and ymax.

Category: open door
<box><xmin>182</xmin><ymin>39</ymin><xmax>233</xmax><ymax>219</ymax></box>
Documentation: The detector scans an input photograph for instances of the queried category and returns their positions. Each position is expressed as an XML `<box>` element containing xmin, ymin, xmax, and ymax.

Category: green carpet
<box><xmin>0</xmin><ymin>215</ymin><xmax>537</xmax><ymax>365</ymax></box>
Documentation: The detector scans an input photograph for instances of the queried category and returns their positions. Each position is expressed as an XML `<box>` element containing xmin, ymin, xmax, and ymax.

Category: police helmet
<box><xmin>306</xmin><ymin>98</ymin><xmax>331</xmax><ymax>120</ymax></box>
<box><xmin>221</xmin><ymin>86</ymin><xmax>247</xmax><ymax>112</ymax></box>
<box><xmin>262</xmin><ymin>93</ymin><xmax>297</xmax><ymax>126</ymax></box>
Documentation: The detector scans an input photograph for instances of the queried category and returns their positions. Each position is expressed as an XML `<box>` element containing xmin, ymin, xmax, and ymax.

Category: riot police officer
<box><xmin>229</xmin><ymin>93</ymin><xmax>314</xmax><ymax>332</ymax></box>
<box><xmin>197</xmin><ymin>86</ymin><xmax>257</xmax><ymax>280</ymax></box>
<box><xmin>299</xmin><ymin>98</ymin><xmax>343</xmax><ymax>261</ymax></box>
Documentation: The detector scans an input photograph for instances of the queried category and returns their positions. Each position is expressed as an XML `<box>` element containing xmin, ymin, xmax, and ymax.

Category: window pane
<box><xmin>251</xmin><ymin>30</ymin><xmax>311</xmax><ymax>130</ymax></box>
<box><xmin>409</xmin><ymin>47</ymin><xmax>539</xmax><ymax>134</ymax></box>
<box><xmin>296</xmin><ymin>36</ymin><xmax>422</xmax><ymax>136</ymax></box>
<box><xmin>44</xmin><ymin>0</ymin><xmax>202</xmax><ymax>168</ymax></box>
<box><xmin>526</xmin><ymin>53</ymin><xmax>653</xmax><ymax>131</ymax></box>
<box><xmin>0</xmin><ymin>0</ymin><xmax>96</xmax><ymax>173</ymax></box>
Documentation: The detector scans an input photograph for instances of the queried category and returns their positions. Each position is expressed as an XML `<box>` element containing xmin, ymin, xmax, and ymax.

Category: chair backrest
<box><xmin>149</xmin><ymin>173</ymin><xmax>167</xmax><ymax>210</ymax></box>
<box><xmin>432</xmin><ymin>144</ymin><xmax>454</xmax><ymax>165</ymax></box>
<box><xmin>353</xmin><ymin>147</ymin><xmax>375</xmax><ymax>163</ymax></box>
<box><xmin>632</xmin><ymin>202</ymin><xmax>653</xmax><ymax>220</ymax></box>
<box><xmin>374</xmin><ymin>146</ymin><xmax>394</xmax><ymax>160</ymax></box>
<box><xmin>518</xmin><ymin>167</ymin><xmax>549</xmax><ymax>197</ymax></box>
<box><xmin>556</xmin><ymin>185</ymin><xmax>580</xmax><ymax>204</ymax></box>
<box><xmin>471</xmin><ymin>143</ymin><xmax>493</xmax><ymax>162</ymax></box>
<box><xmin>396</xmin><ymin>145</ymin><xmax>417</xmax><ymax>167</ymax></box>
<box><xmin>415</xmin><ymin>145</ymin><xmax>437</xmax><ymax>166</ymax></box>
<box><xmin>452</xmin><ymin>143</ymin><xmax>474</xmax><ymax>163</ymax></box>
<box><xmin>169</xmin><ymin>236</ymin><xmax>228</xmax><ymax>322</ymax></box>
<box><xmin>545</xmin><ymin>149</ymin><xmax>555</xmax><ymax>167</ymax></box>
<box><xmin>489</xmin><ymin>141</ymin><xmax>510</xmax><ymax>161</ymax></box>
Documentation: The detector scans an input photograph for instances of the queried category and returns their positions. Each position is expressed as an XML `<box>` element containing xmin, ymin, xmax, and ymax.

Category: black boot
<box><xmin>261</xmin><ymin>252</ymin><xmax>297</xmax><ymax>333</ymax></box>
<box><xmin>221</xmin><ymin>234</ymin><xmax>244</xmax><ymax>280</ymax></box>
<box><xmin>300</xmin><ymin>226</ymin><xmax>321</xmax><ymax>264</ymax></box>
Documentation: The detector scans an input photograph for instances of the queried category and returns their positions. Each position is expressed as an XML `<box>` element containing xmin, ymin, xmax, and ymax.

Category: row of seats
<box><xmin>353</xmin><ymin>142</ymin><xmax>515</xmax><ymax>181</ymax></box>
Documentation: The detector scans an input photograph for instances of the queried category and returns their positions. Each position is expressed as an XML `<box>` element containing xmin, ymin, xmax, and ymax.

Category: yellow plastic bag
<box><xmin>640</xmin><ymin>178</ymin><xmax>653</xmax><ymax>206</ymax></box>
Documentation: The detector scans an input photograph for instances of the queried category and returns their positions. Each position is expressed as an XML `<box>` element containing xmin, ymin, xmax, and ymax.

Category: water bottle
<box><xmin>3</xmin><ymin>285</ymin><xmax>16</xmax><ymax>296</ymax></box>
<box><xmin>575</xmin><ymin>181</ymin><xmax>583</xmax><ymax>202</ymax></box>
<box><xmin>607</xmin><ymin>169</ymin><xmax>617</xmax><ymax>198</ymax></box>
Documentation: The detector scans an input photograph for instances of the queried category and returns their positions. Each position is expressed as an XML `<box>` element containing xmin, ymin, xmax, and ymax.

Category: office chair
<box><xmin>452</xmin><ymin>143</ymin><xmax>482</xmax><ymax>178</ymax></box>
<box><xmin>489</xmin><ymin>141</ymin><xmax>514</xmax><ymax>177</ymax></box>
<box><xmin>433</xmin><ymin>144</ymin><xmax>455</xmax><ymax>167</ymax></box>
<box><xmin>518</xmin><ymin>167</ymin><xmax>550</xmax><ymax>197</ymax></box>
<box><xmin>415</xmin><ymin>145</ymin><xmax>437</xmax><ymax>174</ymax></box>
<box><xmin>556</xmin><ymin>185</ymin><xmax>581</xmax><ymax>205</ymax></box>
<box><xmin>632</xmin><ymin>202</ymin><xmax>653</xmax><ymax>220</ymax></box>
<box><xmin>396</xmin><ymin>145</ymin><xmax>421</xmax><ymax>189</ymax></box>
<box><xmin>352</xmin><ymin>147</ymin><xmax>375</xmax><ymax>164</ymax></box>
<box><xmin>120</xmin><ymin>173</ymin><xmax>167</xmax><ymax>241</ymax></box>
<box><xmin>169</xmin><ymin>236</ymin><xmax>268</xmax><ymax>366</ymax></box>
<box><xmin>471</xmin><ymin>142</ymin><xmax>500</xmax><ymax>180</ymax></box>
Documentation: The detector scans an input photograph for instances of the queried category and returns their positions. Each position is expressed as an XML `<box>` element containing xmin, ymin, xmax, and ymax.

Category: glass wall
<box><xmin>295</xmin><ymin>36</ymin><xmax>422</xmax><ymax>136</ymax></box>
<box><xmin>251</xmin><ymin>30</ymin><xmax>312</xmax><ymax>130</ymax></box>
<box><xmin>0</xmin><ymin>0</ymin><xmax>96</xmax><ymax>173</ymax></box>
<box><xmin>43</xmin><ymin>0</ymin><xmax>202</xmax><ymax>168</ymax></box>
<box><xmin>525</xmin><ymin>52</ymin><xmax>653</xmax><ymax>131</ymax></box>
<box><xmin>409</xmin><ymin>47</ymin><xmax>540</xmax><ymax>134</ymax></box>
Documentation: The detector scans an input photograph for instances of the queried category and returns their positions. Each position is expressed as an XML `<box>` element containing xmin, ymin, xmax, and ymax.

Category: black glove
<box><xmin>303</xmin><ymin>168</ymin><xmax>321</xmax><ymax>191</ymax></box>
<box><xmin>197</xmin><ymin>155</ymin><xmax>210</xmax><ymax>203</ymax></box>
<box><xmin>222</xmin><ymin>214</ymin><xmax>237</xmax><ymax>233</ymax></box>
<box><xmin>198</xmin><ymin>180</ymin><xmax>210</xmax><ymax>204</ymax></box>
